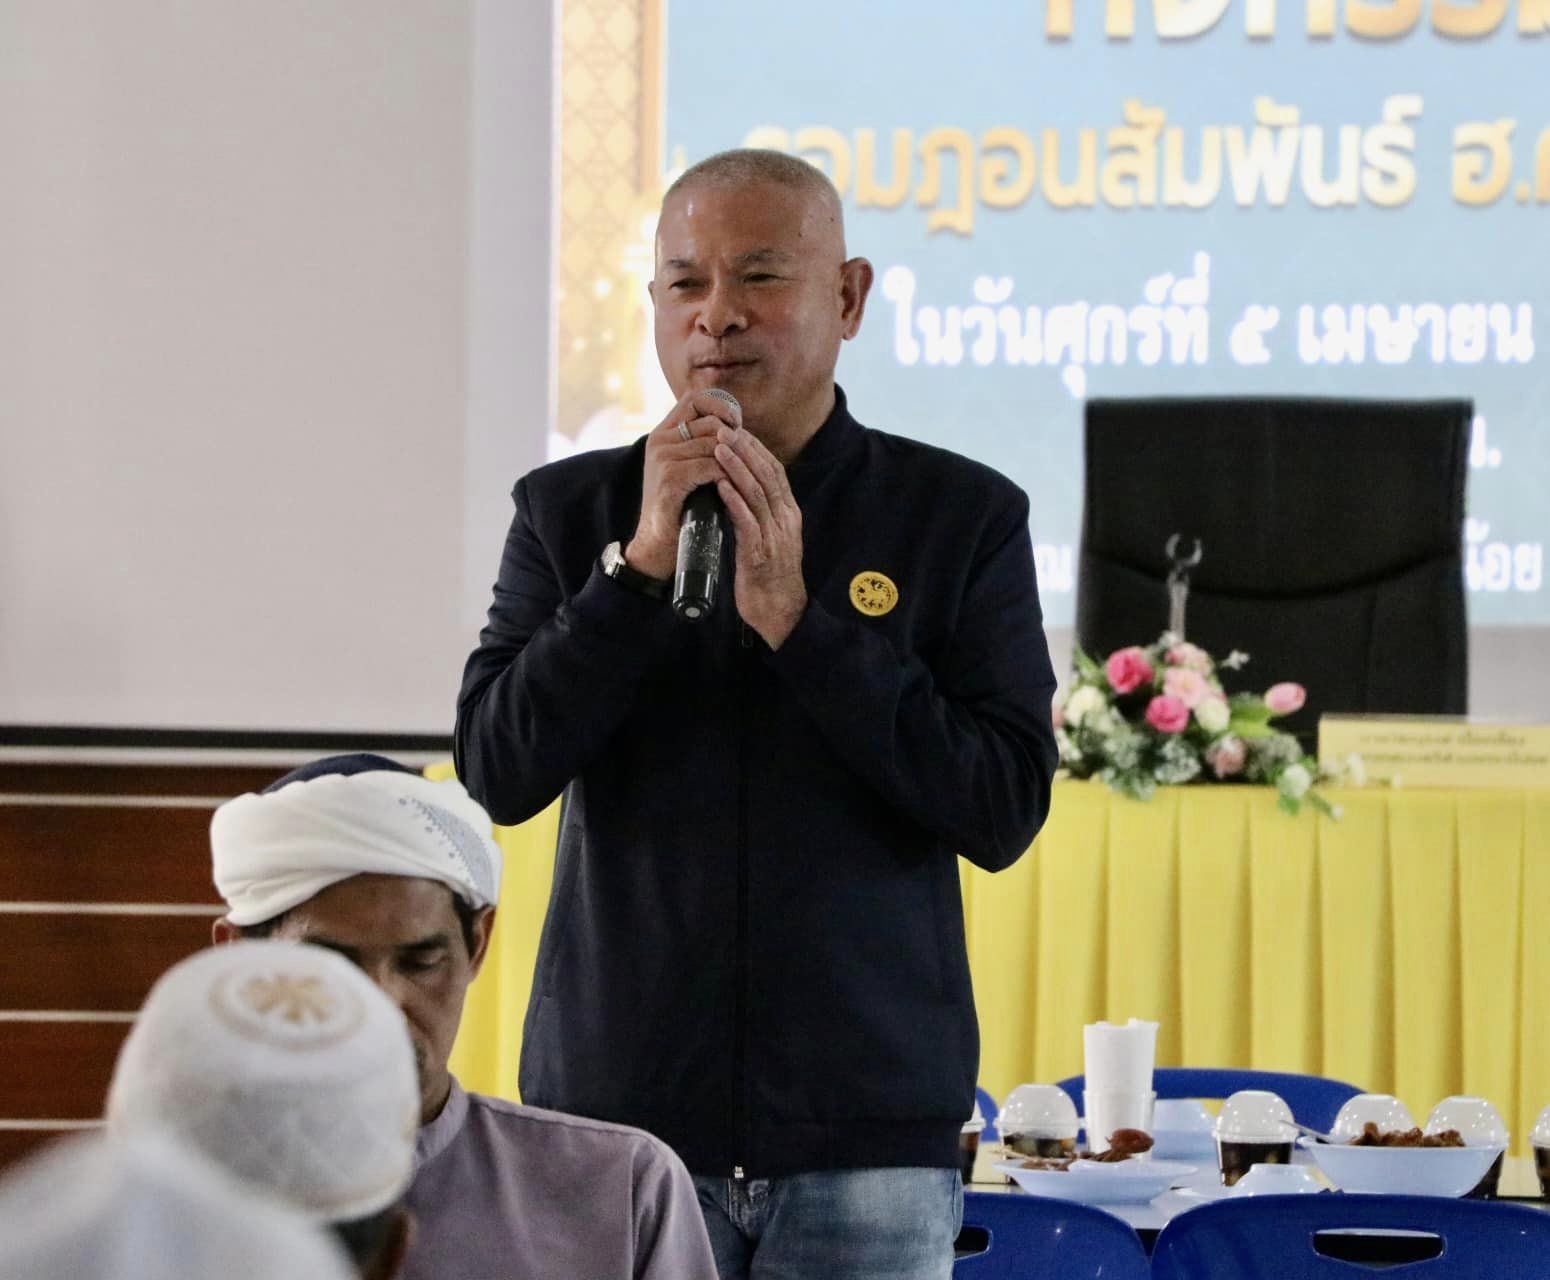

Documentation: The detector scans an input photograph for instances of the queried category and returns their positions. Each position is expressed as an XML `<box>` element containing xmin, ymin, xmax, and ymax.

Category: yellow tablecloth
<box><xmin>449</xmin><ymin>780</ymin><xmax>1550</xmax><ymax>1151</ymax></box>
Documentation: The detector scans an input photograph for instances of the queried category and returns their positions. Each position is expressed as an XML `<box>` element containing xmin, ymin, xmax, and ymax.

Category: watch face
<box><xmin>600</xmin><ymin>539</ymin><xmax>666</xmax><ymax>598</ymax></box>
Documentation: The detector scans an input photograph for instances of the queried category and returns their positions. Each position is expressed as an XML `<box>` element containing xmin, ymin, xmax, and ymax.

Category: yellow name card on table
<box><xmin>1319</xmin><ymin>715</ymin><xmax>1550</xmax><ymax>788</ymax></box>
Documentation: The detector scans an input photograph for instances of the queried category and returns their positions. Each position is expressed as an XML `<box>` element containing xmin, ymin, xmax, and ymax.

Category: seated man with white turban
<box><xmin>209</xmin><ymin>753</ymin><xmax>717</xmax><ymax>1280</ymax></box>
<box><xmin>106</xmin><ymin>939</ymin><xmax>420</xmax><ymax>1280</ymax></box>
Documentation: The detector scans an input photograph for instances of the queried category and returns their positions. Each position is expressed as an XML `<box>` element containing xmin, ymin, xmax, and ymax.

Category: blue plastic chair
<box><xmin>954</xmin><ymin>1190</ymin><xmax>1149</xmax><ymax>1278</ymax></box>
<box><xmin>1151</xmin><ymin>1193</ymin><xmax>1550</xmax><ymax>1279</ymax></box>
<box><xmin>1054</xmin><ymin>1068</ymin><xmax>1362</xmax><ymax>1133</ymax></box>
<box><xmin>975</xmin><ymin>1085</ymin><xmax>1000</xmax><ymax>1143</ymax></box>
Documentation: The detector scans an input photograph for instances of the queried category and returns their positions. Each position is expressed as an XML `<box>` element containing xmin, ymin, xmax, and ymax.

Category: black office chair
<box><xmin>1075</xmin><ymin>397</ymin><xmax>1469</xmax><ymax>748</ymax></box>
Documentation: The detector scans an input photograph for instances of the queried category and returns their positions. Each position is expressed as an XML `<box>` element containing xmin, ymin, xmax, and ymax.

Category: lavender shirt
<box><xmin>403</xmin><ymin>1081</ymin><xmax>718</xmax><ymax>1280</ymax></box>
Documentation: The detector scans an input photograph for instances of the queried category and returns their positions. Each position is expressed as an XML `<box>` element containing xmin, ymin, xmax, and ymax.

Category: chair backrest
<box><xmin>1076</xmin><ymin>396</ymin><xmax>1470</xmax><ymax>747</ymax></box>
<box><xmin>975</xmin><ymin>1086</ymin><xmax>1000</xmax><ymax>1143</ymax></box>
<box><xmin>954</xmin><ymin>1190</ymin><xmax>1149</xmax><ymax>1279</ymax></box>
<box><xmin>1151</xmin><ymin>1193</ymin><xmax>1550</xmax><ymax>1279</ymax></box>
<box><xmin>1053</xmin><ymin>1068</ymin><xmax>1362</xmax><ymax>1134</ymax></box>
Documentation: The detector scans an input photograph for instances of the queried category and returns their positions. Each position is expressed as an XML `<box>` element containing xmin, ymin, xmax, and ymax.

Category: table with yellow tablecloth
<box><xmin>449</xmin><ymin>779</ymin><xmax>1550</xmax><ymax>1151</ymax></box>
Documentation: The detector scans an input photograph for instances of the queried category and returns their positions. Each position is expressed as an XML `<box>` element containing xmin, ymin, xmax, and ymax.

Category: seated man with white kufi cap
<box><xmin>0</xmin><ymin>1129</ymin><xmax>355</xmax><ymax>1280</ymax></box>
<box><xmin>106</xmin><ymin>940</ymin><xmax>419</xmax><ymax>1279</ymax></box>
<box><xmin>209</xmin><ymin>753</ymin><xmax>717</xmax><ymax>1280</ymax></box>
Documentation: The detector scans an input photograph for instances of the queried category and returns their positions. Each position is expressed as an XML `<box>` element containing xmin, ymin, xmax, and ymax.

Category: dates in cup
<box><xmin>1004</xmin><ymin>1133</ymin><xmax>1078</xmax><ymax>1159</ymax></box>
<box><xmin>1427</xmin><ymin>1097</ymin><xmax>1508</xmax><ymax>1199</ymax></box>
<box><xmin>996</xmin><ymin>1083</ymin><xmax>1079</xmax><ymax>1170</ymax></box>
<box><xmin>1532</xmin><ymin>1103</ymin><xmax>1550</xmax><ymax>1198</ymax></box>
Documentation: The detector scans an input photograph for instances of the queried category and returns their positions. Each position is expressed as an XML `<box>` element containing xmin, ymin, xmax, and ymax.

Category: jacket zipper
<box><xmin>732</xmin><ymin>619</ymin><xmax>753</xmax><ymax>1179</ymax></box>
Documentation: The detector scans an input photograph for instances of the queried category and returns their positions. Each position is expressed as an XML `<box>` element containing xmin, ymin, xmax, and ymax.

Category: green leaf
<box><xmin>1228</xmin><ymin>695</ymin><xmax>1273</xmax><ymax>722</ymax></box>
<box><xmin>1228</xmin><ymin>715</ymin><xmax>1276</xmax><ymax>740</ymax></box>
<box><xmin>1278</xmin><ymin>792</ymin><xmax>1300</xmax><ymax>816</ymax></box>
<box><xmin>1072</xmin><ymin>645</ymin><xmax>1105</xmax><ymax>684</ymax></box>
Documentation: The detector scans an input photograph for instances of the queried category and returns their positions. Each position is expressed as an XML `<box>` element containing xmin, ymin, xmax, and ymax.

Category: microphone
<box><xmin>673</xmin><ymin>388</ymin><xmax>739</xmax><ymax>621</ymax></box>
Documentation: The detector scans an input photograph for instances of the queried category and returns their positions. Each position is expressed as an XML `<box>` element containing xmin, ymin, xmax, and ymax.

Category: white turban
<box><xmin>211</xmin><ymin>763</ymin><xmax>503</xmax><ymax>925</ymax></box>
<box><xmin>0</xmin><ymin>1131</ymin><xmax>354</xmax><ymax>1280</ymax></box>
<box><xmin>106</xmin><ymin>940</ymin><xmax>419</xmax><ymax>1223</ymax></box>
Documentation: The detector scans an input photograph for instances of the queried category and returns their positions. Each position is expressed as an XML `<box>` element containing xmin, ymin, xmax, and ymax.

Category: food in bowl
<box><xmin>1348</xmin><ymin>1123</ymin><xmax>1464</xmax><ymax>1148</ymax></box>
<box><xmin>1309</xmin><ymin>1137</ymin><xmax>1503</xmax><ymax>1197</ymax></box>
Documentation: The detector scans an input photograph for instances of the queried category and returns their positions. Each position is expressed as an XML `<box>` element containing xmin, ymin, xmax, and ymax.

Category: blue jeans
<box><xmin>692</xmin><ymin>1167</ymin><xmax>962</xmax><ymax>1280</ymax></box>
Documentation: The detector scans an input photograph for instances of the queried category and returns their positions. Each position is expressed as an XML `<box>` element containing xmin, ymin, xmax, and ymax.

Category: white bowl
<box><xmin>1331</xmin><ymin>1094</ymin><xmax>1415</xmax><ymax>1143</ymax></box>
<box><xmin>1233</xmin><ymin>1162</ymin><xmax>1324</xmax><ymax>1197</ymax></box>
<box><xmin>1000</xmin><ymin>1083</ymin><xmax>1079</xmax><ymax>1141</ymax></box>
<box><xmin>994</xmin><ymin>1158</ymin><xmax>1197</xmax><ymax>1205</ymax></box>
<box><xmin>1154</xmin><ymin>1099</ymin><xmax>1214</xmax><ymax>1132</ymax></box>
<box><xmin>1151</xmin><ymin>1099</ymin><xmax>1217</xmax><ymax>1160</ymax></box>
<box><xmin>1308</xmin><ymin>1141</ymin><xmax>1504</xmax><ymax>1197</ymax></box>
<box><xmin>1426</xmin><ymin>1096</ymin><xmax>1507</xmax><ymax>1147</ymax></box>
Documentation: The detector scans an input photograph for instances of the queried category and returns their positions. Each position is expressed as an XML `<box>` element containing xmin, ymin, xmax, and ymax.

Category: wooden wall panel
<box><xmin>0</xmin><ymin>806</ymin><xmax>220</xmax><ymax>904</ymax></box>
<box><xmin>0</xmin><ymin>914</ymin><xmax>215</xmax><ymax>1011</ymax></box>
<box><xmin>2</xmin><ymin>763</ymin><xmax>288</xmax><ymax>799</ymax></box>
<box><xmin>0</xmin><ymin>1022</ymin><xmax>128</xmax><ymax>1119</ymax></box>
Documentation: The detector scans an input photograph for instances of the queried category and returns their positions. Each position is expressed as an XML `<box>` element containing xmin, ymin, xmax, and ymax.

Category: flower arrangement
<box><xmin>1055</xmin><ymin>633</ymin><xmax>1337</xmax><ymax>817</ymax></box>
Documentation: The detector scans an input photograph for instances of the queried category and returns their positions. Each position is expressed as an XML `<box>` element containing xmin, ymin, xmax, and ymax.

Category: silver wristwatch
<box><xmin>600</xmin><ymin>541</ymin><xmax>670</xmax><ymax>599</ymax></box>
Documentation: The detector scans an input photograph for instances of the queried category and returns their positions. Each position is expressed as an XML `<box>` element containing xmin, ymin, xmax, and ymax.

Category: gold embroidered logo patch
<box><xmin>849</xmin><ymin>571</ymin><xmax>899</xmax><ymax>617</ymax></box>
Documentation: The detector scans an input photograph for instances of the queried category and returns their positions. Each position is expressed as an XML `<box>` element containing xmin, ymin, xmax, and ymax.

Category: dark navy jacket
<box><xmin>455</xmin><ymin>388</ymin><xmax>1058</xmax><ymax>1177</ymax></box>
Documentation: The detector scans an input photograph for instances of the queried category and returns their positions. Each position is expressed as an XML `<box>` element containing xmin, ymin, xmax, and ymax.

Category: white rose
<box><xmin>1064</xmin><ymin>685</ymin><xmax>1106</xmax><ymax>727</ymax></box>
<box><xmin>1344</xmin><ymin>753</ymin><xmax>1367</xmax><ymax>787</ymax></box>
<box><xmin>1279</xmin><ymin>763</ymin><xmax>1312</xmax><ymax>799</ymax></box>
<box><xmin>1195</xmin><ymin>696</ymin><xmax>1230</xmax><ymax>734</ymax></box>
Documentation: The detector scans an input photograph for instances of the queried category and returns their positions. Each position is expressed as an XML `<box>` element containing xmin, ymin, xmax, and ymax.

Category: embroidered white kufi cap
<box><xmin>106</xmin><ymin>940</ymin><xmax>419</xmax><ymax>1223</ymax></box>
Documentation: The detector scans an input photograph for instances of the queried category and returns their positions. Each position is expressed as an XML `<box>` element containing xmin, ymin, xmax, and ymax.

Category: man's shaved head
<box><xmin>664</xmin><ymin>149</ymin><xmax>846</xmax><ymax>254</ymax></box>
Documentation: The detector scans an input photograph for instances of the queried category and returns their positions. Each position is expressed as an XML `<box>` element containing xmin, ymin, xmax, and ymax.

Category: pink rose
<box><xmin>1105</xmin><ymin>646</ymin><xmax>1154</xmax><ymax>695</ymax></box>
<box><xmin>1208</xmin><ymin>736</ymin><xmax>1247</xmax><ymax>777</ymax></box>
<box><xmin>1166</xmin><ymin>641</ymin><xmax>1213</xmax><ymax>672</ymax></box>
<box><xmin>1162</xmin><ymin>666</ymin><xmax>1209</xmax><ymax>709</ymax></box>
<box><xmin>1265</xmin><ymin>682</ymin><xmax>1306</xmax><ymax>715</ymax></box>
<box><xmin>1145</xmin><ymin>695</ymin><xmax>1190</xmax><ymax>734</ymax></box>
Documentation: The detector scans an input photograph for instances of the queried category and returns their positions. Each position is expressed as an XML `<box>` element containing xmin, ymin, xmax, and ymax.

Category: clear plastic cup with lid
<box><xmin>998</xmin><ymin>1083</ymin><xmax>1079</xmax><ymax>1159</ymax></box>
<box><xmin>1331</xmin><ymin>1094</ymin><xmax>1416</xmax><ymax>1144</ymax></box>
<box><xmin>1531</xmin><ymin>1103</ymin><xmax>1550</xmax><ymax>1198</ymax></box>
<box><xmin>1214</xmin><ymin>1090</ymin><xmax>1296</xmax><ymax>1187</ymax></box>
<box><xmin>1426</xmin><ymin>1096</ymin><xmax>1508</xmax><ymax>1198</ymax></box>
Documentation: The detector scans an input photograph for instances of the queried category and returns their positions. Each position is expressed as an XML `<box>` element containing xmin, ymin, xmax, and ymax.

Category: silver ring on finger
<box><xmin>676</xmin><ymin>421</ymin><xmax>692</xmax><ymax>443</ymax></box>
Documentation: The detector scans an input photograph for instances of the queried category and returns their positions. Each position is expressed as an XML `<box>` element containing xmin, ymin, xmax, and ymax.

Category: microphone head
<box><xmin>703</xmin><ymin>387</ymin><xmax>741</xmax><ymax>417</ymax></box>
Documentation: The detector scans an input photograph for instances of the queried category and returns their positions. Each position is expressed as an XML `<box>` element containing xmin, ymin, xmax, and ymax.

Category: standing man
<box><xmin>456</xmin><ymin>149</ymin><xmax>1058</xmax><ymax>1278</ymax></box>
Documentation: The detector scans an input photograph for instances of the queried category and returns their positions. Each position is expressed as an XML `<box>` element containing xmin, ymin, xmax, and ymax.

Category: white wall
<box><xmin>0</xmin><ymin>0</ymin><xmax>552</xmax><ymax>735</ymax></box>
